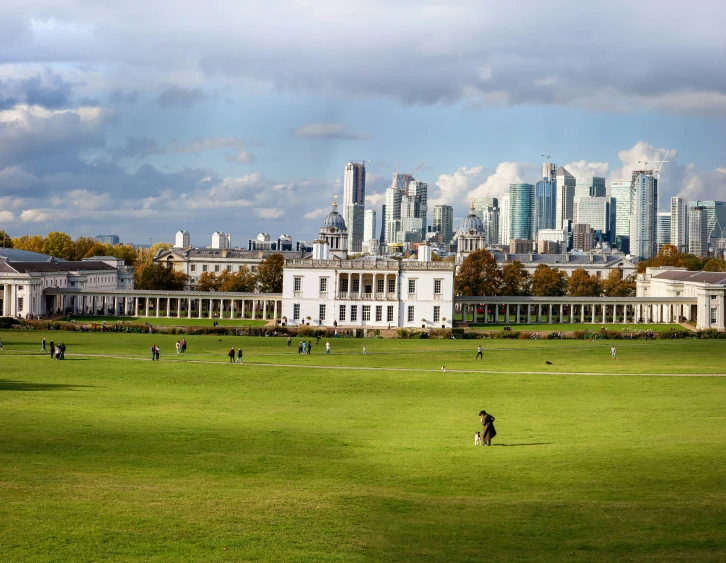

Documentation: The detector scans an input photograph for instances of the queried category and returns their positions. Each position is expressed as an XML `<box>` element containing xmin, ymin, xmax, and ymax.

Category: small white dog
<box><xmin>474</xmin><ymin>431</ymin><xmax>482</xmax><ymax>446</ymax></box>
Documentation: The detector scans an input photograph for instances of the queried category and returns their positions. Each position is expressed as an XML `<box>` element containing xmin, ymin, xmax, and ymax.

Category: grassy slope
<box><xmin>0</xmin><ymin>332</ymin><xmax>724</xmax><ymax>562</ymax></box>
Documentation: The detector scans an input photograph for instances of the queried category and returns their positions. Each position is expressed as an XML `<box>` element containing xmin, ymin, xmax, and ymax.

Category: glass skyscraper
<box><xmin>535</xmin><ymin>178</ymin><xmax>557</xmax><ymax>232</ymax></box>
<box><xmin>630</xmin><ymin>171</ymin><xmax>658</xmax><ymax>260</ymax></box>
<box><xmin>509</xmin><ymin>183</ymin><xmax>536</xmax><ymax>241</ymax></box>
<box><xmin>687</xmin><ymin>200</ymin><xmax>726</xmax><ymax>242</ymax></box>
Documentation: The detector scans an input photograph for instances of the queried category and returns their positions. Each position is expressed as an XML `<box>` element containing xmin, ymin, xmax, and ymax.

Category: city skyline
<box><xmin>0</xmin><ymin>1</ymin><xmax>725</xmax><ymax>245</ymax></box>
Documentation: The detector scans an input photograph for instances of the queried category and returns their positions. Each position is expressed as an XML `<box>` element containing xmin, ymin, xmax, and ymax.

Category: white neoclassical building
<box><xmin>282</xmin><ymin>200</ymin><xmax>455</xmax><ymax>329</ymax></box>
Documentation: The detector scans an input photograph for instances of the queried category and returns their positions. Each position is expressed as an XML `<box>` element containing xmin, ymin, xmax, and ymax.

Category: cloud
<box><xmin>0</xmin><ymin>71</ymin><xmax>74</xmax><ymax>110</ymax></box>
<box><xmin>304</xmin><ymin>207</ymin><xmax>329</xmax><ymax>220</ymax></box>
<box><xmin>255</xmin><ymin>208</ymin><xmax>284</xmax><ymax>219</ymax></box>
<box><xmin>0</xmin><ymin>210</ymin><xmax>14</xmax><ymax>222</ymax></box>
<box><xmin>20</xmin><ymin>209</ymin><xmax>53</xmax><ymax>222</ymax></box>
<box><xmin>226</xmin><ymin>149</ymin><xmax>254</xmax><ymax>163</ymax></box>
<box><xmin>291</xmin><ymin>122</ymin><xmax>370</xmax><ymax>140</ymax></box>
<box><xmin>108</xmin><ymin>90</ymin><xmax>139</xmax><ymax>104</ymax></box>
<box><xmin>157</xmin><ymin>86</ymin><xmax>206</xmax><ymax>108</ymax></box>
<box><xmin>109</xmin><ymin>136</ymin><xmax>254</xmax><ymax>162</ymax></box>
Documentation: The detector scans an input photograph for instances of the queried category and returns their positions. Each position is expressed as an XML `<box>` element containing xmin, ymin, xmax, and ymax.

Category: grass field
<box><xmin>67</xmin><ymin>315</ymin><xmax>269</xmax><ymax>327</ymax></box>
<box><xmin>1</xmin><ymin>331</ymin><xmax>724</xmax><ymax>561</ymax></box>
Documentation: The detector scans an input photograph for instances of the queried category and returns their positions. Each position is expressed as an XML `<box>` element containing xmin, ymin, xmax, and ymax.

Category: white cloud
<box><xmin>255</xmin><ymin>207</ymin><xmax>284</xmax><ymax>219</ymax></box>
<box><xmin>303</xmin><ymin>207</ymin><xmax>329</xmax><ymax>220</ymax></box>
<box><xmin>0</xmin><ymin>210</ymin><xmax>14</xmax><ymax>221</ymax></box>
<box><xmin>20</xmin><ymin>209</ymin><xmax>52</xmax><ymax>222</ymax></box>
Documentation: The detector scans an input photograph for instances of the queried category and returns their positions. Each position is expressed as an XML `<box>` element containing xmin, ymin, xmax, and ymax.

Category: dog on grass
<box><xmin>474</xmin><ymin>431</ymin><xmax>482</xmax><ymax>446</ymax></box>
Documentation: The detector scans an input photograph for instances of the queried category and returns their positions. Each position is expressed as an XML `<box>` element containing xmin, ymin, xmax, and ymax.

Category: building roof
<box><xmin>0</xmin><ymin>248</ymin><xmax>62</xmax><ymax>262</ymax></box>
<box><xmin>556</xmin><ymin>166</ymin><xmax>572</xmax><ymax>177</ymax></box>
<box><xmin>321</xmin><ymin>199</ymin><xmax>347</xmax><ymax>231</ymax></box>
<box><xmin>496</xmin><ymin>253</ymin><xmax>634</xmax><ymax>267</ymax></box>
<box><xmin>653</xmin><ymin>270</ymin><xmax>726</xmax><ymax>284</ymax></box>
<box><xmin>0</xmin><ymin>260</ymin><xmax>117</xmax><ymax>274</ymax></box>
<box><xmin>159</xmin><ymin>248</ymin><xmax>304</xmax><ymax>259</ymax></box>
<box><xmin>459</xmin><ymin>202</ymin><xmax>484</xmax><ymax>232</ymax></box>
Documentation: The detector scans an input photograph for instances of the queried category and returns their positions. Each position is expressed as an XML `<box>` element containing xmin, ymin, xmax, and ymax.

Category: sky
<box><xmin>1</xmin><ymin>0</ymin><xmax>725</xmax><ymax>246</ymax></box>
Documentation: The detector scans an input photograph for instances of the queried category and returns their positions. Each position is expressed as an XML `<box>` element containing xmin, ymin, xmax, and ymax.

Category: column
<box><xmin>263</xmin><ymin>300</ymin><xmax>268</xmax><ymax>320</ymax></box>
<box><xmin>526</xmin><ymin>304</ymin><xmax>531</xmax><ymax>324</ymax></box>
<box><xmin>187</xmin><ymin>298</ymin><xmax>191</xmax><ymax>318</ymax></box>
<box><xmin>274</xmin><ymin>300</ymin><xmax>278</xmax><ymax>320</ymax></box>
<box><xmin>548</xmin><ymin>304</ymin><xmax>552</xmax><ymax>323</ymax></box>
<box><xmin>145</xmin><ymin>297</ymin><xmax>150</xmax><ymax>317</ymax></box>
<box><xmin>134</xmin><ymin>297</ymin><xmax>139</xmax><ymax>316</ymax></box>
<box><xmin>504</xmin><ymin>304</ymin><xmax>509</xmax><ymax>324</ymax></box>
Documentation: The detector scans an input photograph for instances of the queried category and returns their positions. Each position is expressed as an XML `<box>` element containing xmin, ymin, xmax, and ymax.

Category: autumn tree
<box><xmin>195</xmin><ymin>271</ymin><xmax>221</xmax><ymax>292</ymax></box>
<box><xmin>454</xmin><ymin>249</ymin><xmax>501</xmax><ymax>296</ymax></box>
<box><xmin>601</xmin><ymin>268</ymin><xmax>636</xmax><ymax>297</ymax></box>
<box><xmin>12</xmin><ymin>234</ymin><xmax>44</xmax><ymax>253</ymax></box>
<box><xmin>567</xmin><ymin>268</ymin><xmax>602</xmax><ymax>297</ymax></box>
<box><xmin>702</xmin><ymin>258</ymin><xmax>726</xmax><ymax>272</ymax></box>
<box><xmin>73</xmin><ymin>237</ymin><xmax>99</xmax><ymax>260</ymax></box>
<box><xmin>220</xmin><ymin>267</ymin><xmax>257</xmax><ymax>292</ymax></box>
<box><xmin>500</xmin><ymin>260</ymin><xmax>530</xmax><ymax>296</ymax></box>
<box><xmin>637</xmin><ymin>243</ymin><xmax>686</xmax><ymax>272</ymax></box>
<box><xmin>106</xmin><ymin>244</ymin><xmax>138</xmax><ymax>266</ymax></box>
<box><xmin>530</xmin><ymin>264</ymin><xmax>568</xmax><ymax>297</ymax></box>
<box><xmin>135</xmin><ymin>263</ymin><xmax>188</xmax><ymax>291</ymax></box>
<box><xmin>255</xmin><ymin>253</ymin><xmax>285</xmax><ymax>293</ymax></box>
<box><xmin>83</xmin><ymin>242</ymin><xmax>112</xmax><ymax>259</ymax></box>
<box><xmin>681</xmin><ymin>253</ymin><xmax>705</xmax><ymax>271</ymax></box>
<box><xmin>42</xmin><ymin>232</ymin><xmax>75</xmax><ymax>260</ymax></box>
<box><xmin>0</xmin><ymin>230</ymin><xmax>12</xmax><ymax>248</ymax></box>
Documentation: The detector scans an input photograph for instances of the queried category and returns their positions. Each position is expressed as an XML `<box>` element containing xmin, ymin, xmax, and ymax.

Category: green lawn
<box><xmin>467</xmin><ymin>322</ymin><xmax>686</xmax><ymax>333</ymax></box>
<box><xmin>67</xmin><ymin>315</ymin><xmax>269</xmax><ymax>327</ymax></box>
<box><xmin>1</xmin><ymin>332</ymin><xmax>724</xmax><ymax>561</ymax></box>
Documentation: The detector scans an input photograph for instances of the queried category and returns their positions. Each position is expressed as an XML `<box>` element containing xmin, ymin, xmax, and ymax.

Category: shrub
<box><xmin>397</xmin><ymin>328</ymin><xmax>410</xmax><ymax>339</ymax></box>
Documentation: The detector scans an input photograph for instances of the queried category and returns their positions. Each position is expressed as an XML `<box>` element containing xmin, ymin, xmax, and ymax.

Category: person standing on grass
<box><xmin>49</xmin><ymin>340</ymin><xmax>54</xmax><ymax>359</ymax></box>
<box><xmin>150</xmin><ymin>344</ymin><xmax>156</xmax><ymax>361</ymax></box>
<box><xmin>479</xmin><ymin>410</ymin><xmax>497</xmax><ymax>446</ymax></box>
<box><xmin>362</xmin><ymin>345</ymin><xmax>367</xmax><ymax>355</ymax></box>
<box><xmin>176</xmin><ymin>341</ymin><xmax>180</xmax><ymax>354</ymax></box>
<box><xmin>60</xmin><ymin>343</ymin><xmax>66</xmax><ymax>360</ymax></box>
<box><xmin>307</xmin><ymin>340</ymin><xmax>312</xmax><ymax>355</ymax></box>
<box><xmin>237</xmin><ymin>347</ymin><xmax>243</xmax><ymax>363</ymax></box>
<box><xmin>476</xmin><ymin>345</ymin><xmax>483</xmax><ymax>360</ymax></box>
<box><xmin>182</xmin><ymin>339</ymin><xmax>187</xmax><ymax>354</ymax></box>
<box><xmin>228</xmin><ymin>348</ymin><xmax>235</xmax><ymax>363</ymax></box>
<box><xmin>325</xmin><ymin>341</ymin><xmax>330</xmax><ymax>355</ymax></box>
<box><xmin>287</xmin><ymin>335</ymin><xmax>292</xmax><ymax>348</ymax></box>
<box><xmin>611</xmin><ymin>345</ymin><xmax>616</xmax><ymax>360</ymax></box>
<box><xmin>41</xmin><ymin>337</ymin><xmax>46</xmax><ymax>353</ymax></box>
<box><xmin>155</xmin><ymin>345</ymin><xmax>160</xmax><ymax>361</ymax></box>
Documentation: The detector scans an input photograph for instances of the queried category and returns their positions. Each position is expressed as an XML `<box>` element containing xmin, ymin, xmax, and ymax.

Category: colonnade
<box><xmin>337</xmin><ymin>272</ymin><xmax>397</xmax><ymax>299</ymax></box>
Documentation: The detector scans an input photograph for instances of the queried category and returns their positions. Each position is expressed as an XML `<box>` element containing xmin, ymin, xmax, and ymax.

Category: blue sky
<box><xmin>1</xmin><ymin>0</ymin><xmax>725</xmax><ymax>246</ymax></box>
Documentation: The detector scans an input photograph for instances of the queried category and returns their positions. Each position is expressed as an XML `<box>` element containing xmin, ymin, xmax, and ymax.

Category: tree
<box><xmin>220</xmin><ymin>267</ymin><xmax>257</xmax><ymax>292</ymax></box>
<box><xmin>530</xmin><ymin>264</ymin><xmax>568</xmax><ymax>297</ymax></box>
<box><xmin>702</xmin><ymin>258</ymin><xmax>726</xmax><ymax>272</ymax></box>
<box><xmin>454</xmin><ymin>249</ymin><xmax>501</xmax><ymax>296</ymax></box>
<box><xmin>135</xmin><ymin>263</ymin><xmax>188</xmax><ymax>290</ymax></box>
<box><xmin>500</xmin><ymin>260</ymin><xmax>530</xmax><ymax>296</ymax></box>
<box><xmin>73</xmin><ymin>237</ymin><xmax>99</xmax><ymax>260</ymax></box>
<box><xmin>42</xmin><ymin>232</ymin><xmax>75</xmax><ymax>260</ymax></box>
<box><xmin>83</xmin><ymin>242</ymin><xmax>112</xmax><ymax>259</ymax></box>
<box><xmin>196</xmin><ymin>271</ymin><xmax>221</xmax><ymax>292</ymax></box>
<box><xmin>0</xmin><ymin>230</ymin><xmax>12</xmax><ymax>248</ymax></box>
<box><xmin>567</xmin><ymin>268</ymin><xmax>602</xmax><ymax>297</ymax></box>
<box><xmin>255</xmin><ymin>253</ymin><xmax>284</xmax><ymax>293</ymax></box>
<box><xmin>637</xmin><ymin>243</ymin><xmax>686</xmax><ymax>272</ymax></box>
<box><xmin>602</xmin><ymin>269</ymin><xmax>636</xmax><ymax>297</ymax></box>
<box><xmin>106</xmin><ymin>244</ymin><xmax>138</xmax><ymax>266</ymax></box>
<box><xmin>137</xmin><ymin>242</ymin><xmax>173</xmax><ymax>266</ymax></box>
<box><xmin>681</xmin><ymin>253</ymin><xmax>705</xmax><ymax>271</ymax></box>
<box><xmin>12</xmin><ymin>234</ymin><xmax>44</xmax><ymax>253</ymax></box>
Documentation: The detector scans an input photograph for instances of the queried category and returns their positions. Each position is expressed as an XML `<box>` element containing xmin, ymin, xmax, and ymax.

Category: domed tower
<box><xmin>456</xmin><ymin>200</ymin><xmax>487</xmax><ymax>262</ymax></box>
<box><xmin>318</xmin><ymin>196</ymin><xmax>348</xmax><ymax>259</ymax></box>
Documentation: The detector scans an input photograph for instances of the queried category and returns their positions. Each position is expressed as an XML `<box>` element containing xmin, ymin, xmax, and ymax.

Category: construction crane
<box><xmin>638</xmin><ymin>150</ymin><xmax>671</xmax><ymax>212</ymax></box>
<box><xmin>402</xmin><ymin>162</ymin><xmax>425</xmax><ymax>195</ymax></box>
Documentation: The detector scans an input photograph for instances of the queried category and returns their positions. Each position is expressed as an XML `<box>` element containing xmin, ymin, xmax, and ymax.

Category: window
<box><xmin>339</xmin><ymin>305</ymin><xmax>346</xmax><ymax>322</ymax></box>
<box><xmin>352</xmin><ymin>278</ymin><xmax>360</xmax><ymax>293</ymax></box>
<box><xmin>433</xmin><ymin>306</ymin><xmax>440</xmax><ymax>322</ymax></box>
<box><xmin>293</xmin><ymin>304</ymin><xmax>300</xmax><ymax>320</ymax></box>
<box><xmin>341</xmin><ymin>278</ymin><xmax>349</xmax><ymax>293</ymax></box>
<box><xmin>202</xmin><ymin>265</ymin><xmax>208</xmax><ymax>272</ymax></box>
<box><xmin>226</xmin><ymin>265</ymin><xmax>232</xmax><ymax>272</ymax></box>
<box><xmin>238</xmin><ymin>265</ymin><xmax>245</xmax><ymax>271</ymax></box>
<box><xmin>387</xmin><ymin>306</ymin><xmax>394</xmax><ymax>323</ymax></box>
<box><xmin>319</xmin><ymin>277</ymin><xmax>328</xmax><ymax>292</ymax></box>
<box><xmin>18</xmin><ymin>297</ymin><xmax>24</xmax><ymax>311</ymax></box>
<box><xmin>434</xmin><ymin>279</ymin><xmax>442</xmax><ymax>294</ymax></box>
<box><xmin>388</xmin><ymin>279</ymin><xmax>395</xmax><ymax>293</ymax></box>
<box><xmin>375</xmin><ymin>305</ymin><xmax>383</xmax><ymax>322</ymax></box>
<box><xmin>362</xmin><ymin>305</ymin><xmax>371</xmax><ymax>321</ymax></box>
<box><xmin>407</xmin><ymin>306</ymin><xmax>415</xmax><ymax>323</ymax></box>
<box><xmin>711</xmin><ymin>295</ymin><xmax>717</xmax><ymax>300</ymax></box>
<box><xmin>215</xmin><ymin>265</ymin><xmax>220</xmax><ymax>273</ymax></box>
<box><xmin>711</xmin><ymin>308</ymin><xmax>717</xmax><ymax>324</ymax></box>
<box><xmin>18</xmin><ymin>286</ymin><xmax>23</xmax><ymax>291</ymax></box>
<box><xmin>319</xmin><ymin>304</ymin><xmax>326</xmax><ymax>321</ymax></box>
<box><xmin>350</xmin><ymin>306</ymin><xmax>358</xmax><ymax>322</ymax></box>
<box><xmin>377</xmin><ymin>279</ymin><xmax>384</xmax><ymax>293</ymax></box>
<box><xmin>596</xmin><ymin>271</ymin><xmax>601</xmax><ymax>277</ymax></box>
<box><xmin>408</xmin><ymin>279</ymin><xmax>416</xmax><ymax>294</ymax></box>
<box><xmin>293</xmin><ymin>277</ymin><xmax>302</xmax><ymax>292</ymax></box>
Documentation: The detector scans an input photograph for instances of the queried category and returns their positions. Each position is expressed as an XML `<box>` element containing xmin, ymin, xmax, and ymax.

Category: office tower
<box><xmin>574</xmin><ymin>196</ymin><xmax>615</xmax><ymax>243</ymax></box>
<box><xmin>174</xmin><ymin>230</ymin><xmax>190</xmax><ymax>249</ymax></box>
<box><xmin>687</xmin><ymin>200</ymin><xmax>726</xmax><ymax>243</ymax></box>
<box><xmin>408</xmin><ymin>180</ymin><xmax>428</xmax><ymax>238</ymax></box>
<box><xmin>542</xmin><ymin>161</ymin><xmax>557</xmax><ymax>182</ymax></box>
<box><xmin>481</xmin><ymin>204</ymin><xmax>499</xmax><ymax>245</ymax></box>
<box><xmin>574</xmin><ymin>176</ymin><xmax>606</xmax><ymax>200</ymax></box>
<box><xmin>379</xmin><ymin>204</ymin><xmax>386</xmax><ymax>243</ymax></box>
<box><xmin>345</xmin><ymin>204</ymin><xmax>365</xmax><ymax>252</ymax></box>
<box><xmin>629</xmin><ymin>171</ymin><xmax>658</xmax><ymax>260</ymax></box>
<box><xmin>535</xmin><ymin>176</ymin><xmax>557</xmax><ymax>232</ymax></box>
<box><xmin>383</xmin><ymin>180</ymin><xmax>403</xmax><ymax>243</ymax></box>
<box><xmin>95</xmin><ymin>234</ymin><xmax>120</xmax><ymax>245</ymax></box>
<box><xmin>499</xmin><ymin>195</ymin><xmax>510</xmax><ymax>245</ymax></box>
<box><xmin>343</xmin><ymin>162</ymin><xmax>366</xmax><ymax>209</ymax></box>
<box><xmin>472</xmin><ymin>197</ymin><xmax>498</xmax><ymax>220</ymax></box>
<box><xmin>509</xmin><ymin>183</ymin><xmax>536</xmax><ymax>241</ymax></box>
<box><xmin>572</xmin><ymin>224</ymin><xmax>595</xmax><ymax>252</ymax></box>
<box><xmin>657</xmin><ymin>212</ymin><xmax>672</xmax><ymax>251</ymax></box>
<box><xmin>670</xmin><ymin>197</ymin><xmax>687</xmax><ymax>253</ymax></box>
<box><xmin>211</xmin><ymin>231</ymin><xmax>231</xmax><ymax>249</ymax></box>
<box><xmin>433</xmin><ymin>205</ymin><xmax>454</xmax><ymax>244</ymax></box>
<box><xmin>364</xmin><ymin>210</ymin><xmax>376</xmax><ymax>242</ymax></box>
<box><xmin>555</xmin><ymin>166</ymin><xmax>576</xmax><ymax>230</ymax></box>
<box><xmin>689</xmin><ymin>207</ymin><xmax>709</xmax><ymax>255</ymax></box>
<box><xmin>610</xmin><ymin>181</ymin><xmax>632</xmax><ymax>240</ymax></box>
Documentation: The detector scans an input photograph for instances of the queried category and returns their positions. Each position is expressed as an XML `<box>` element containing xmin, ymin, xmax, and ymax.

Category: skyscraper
<box><xmin>364</xmin><ymin>209</ymin><xmax>376</xmax><ymax>242</ymax></box>
<box><xmin>687</xmin><ymin>200</ymin><xmax>726</xmax><ymax>243</ymax></box>
<box><xmin>670</xmin><ymin>197</ymin><xmax>687</xmax><ymax>253</ymax></box>
<box><xmin>574</xmin><ymin>176</ymin><xmax>606</xmax><ymax>200</ymax></box>
<box><xmin>535</xmin><ymin>177</ymin><xmax>557</xmax><ymax>232</ymax></box>
<box><xmin>383</xmin><ymin>178</ymin><xmax>403</xmax><ymax>244</ymax></box>
<box><xmin>379</xmin><ymin>204</ymin><xmax>386</xmax><ymax>244</ymax></box>
<box><xmin>657</xmin><ymin>212</ymin><xmax>671</xmax><ymax>251</ymax></box>
<box><xmin>629</xmin><ymin>171</ymin><xmax>658</xmax><ymax>260</ymax></box>
<box><xmin>689</xmin><ymin>207</ymin><xmax>709</xmax><ymax>255</ymax></box>
<box><xmin>481</xmin><ymin>204</ymin><xmax>500</xmax><ymax>245</ymax></box>
<box><xmin>433</xmin><ymin>205</ymin><xmax>454</xmax><ymax>244</ymax></box>
<box><xmin>555</xmin><ymin>167</ymin><xmax>576</xmax><ymax>230</ymax></box>
<box><xmin>574</xmin><ymin>196</ymin><xmax>615</xmax><ymax>243</ymax></box>
<box><xmin>610</xmin><ymin>181</ymin><xmax>632</xmax><ymax>238</ymax></box>
<box><xmin>343</xmin><ymin>162</ymin><xmax>366</xmax><ymax>252</ymax></box>
<box><xmin>509</xmin><ymin>183</ymin><xmax>536</xmax><ymax>241</ymax></box>
<box><xmin>407</xmin><ymin>180</ymin><xmax>428</xmax><ymax>238</ymax></box>
<box><xmin>499</xmin><ymin>195</ymin><xmax>510</xmax><ymax>245</ymax></box>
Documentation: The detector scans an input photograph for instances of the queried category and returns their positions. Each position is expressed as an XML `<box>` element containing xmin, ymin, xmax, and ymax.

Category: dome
<box><xmin>321</xmin><ymin>197</ymin><xmax>347</xmax><ymax>231</ymax></box>
<box><xmin>459</xmin><ymin>201</ymin><xmax>484</xmax><ymax>232</ymax></box>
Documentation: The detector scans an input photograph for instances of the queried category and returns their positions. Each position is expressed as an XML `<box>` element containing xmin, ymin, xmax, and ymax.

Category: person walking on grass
<box><xmin>228</xmin><ymin>348</ymin><xmax>235</xmax><ymax>363</ymax></box>
<box><xmin>325</xmin><ymin>341</ymin><xmax>330</xmax><ymax>355</ymax></box>
<box><xmin>362</xmin><ymin>345</ymin><xmax>367</xmax><ymax>355</ymax></box>
<box><xmin>155</xmin><ymin>345</ymin><xmax>160</xmax><ymax>361</ymax></box>
<box><xmin>181</xmin><ymin>338</ymin><xmax>187</xmax><ymax>354</ymax></box>
<box><xmin>237</xmin><ymin>347</ymin><xmax>243</xmax><ymax>363</ymax></box>
<box><xmin>307</xmin><ymin>340</ymin><xmax>312</xmax><ymax>355</ymax></box>
<box><xmin>49</xmin><ymin>340</ymin><xmax>54</xmax><ymax>359</ymax></box>
<box><xmin>41</xmin><ymin>337</ymin><xmax>46</xmax><ymax>353</ymax></box>
<box><xmin>150</xmin><ymin>344</ymin><xmax>157</xmax><ymax>361</ymax></box>
<box><xmin>60</xmin><ymin>343</ymin><xmax>66</xmax><ymax>360</ymax></box>
<box><xmin>611</xmin><ymin>345</ymin><xmax>616</xmax><ymax>360</ymax></box>
<box><xmin>176</xmin><ymin>341</ymin><xmax>181</xmax><ymax>354</ymax></box>
<box><xmin>479</xmin><ymin>410</ymin><xmax>497</xmax><ymax>446</ymax></box>
<box><xmin>476</xmin><ymin>345</ymin><xmax>483</xmax><ymax>360</ymax></box>
<box><xmin>287</xmin><ymin>335</ymin><xmax>292</xmax><ymax>348</ymax></box>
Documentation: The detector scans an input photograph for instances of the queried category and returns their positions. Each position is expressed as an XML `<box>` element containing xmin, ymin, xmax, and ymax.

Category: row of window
<box><xmin>293</xmin><ymin>277</ymin><xmax>443</xmax><ymax>295</ymax></box>
<box><xmin>190</xmin><ymin>264</ymin><xmax>255</xmax><ymax>274</ymax></box>
<box><xmin>291</xmin><ymin>304</ymin><xmax>441</xmax><ymax>323</ymax></box>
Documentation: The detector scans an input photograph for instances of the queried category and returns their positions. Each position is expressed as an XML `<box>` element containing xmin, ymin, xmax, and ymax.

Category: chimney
<box><xmin>418</xmin><ymin>243</ymin><xmax>432</xmax><ymax>263</ymax></box>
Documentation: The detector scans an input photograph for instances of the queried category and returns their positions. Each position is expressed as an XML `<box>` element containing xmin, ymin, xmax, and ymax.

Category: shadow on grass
<box><xmin>493</xmin><ymin>443</ymin><xmax>551</xmax><ymax>447</ymax></box>
<box><xmin>0</xmin><ymin>379</ymin><xmax>95</xmax><ymax>391</ymax></box>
